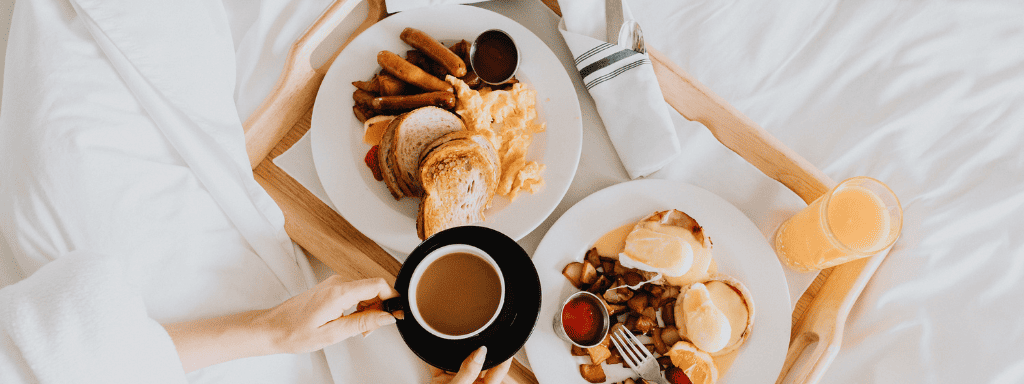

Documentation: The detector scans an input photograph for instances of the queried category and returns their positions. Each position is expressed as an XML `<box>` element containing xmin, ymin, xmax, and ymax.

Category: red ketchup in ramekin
<box><xmin>555</xmin><ymin>291</ymin><xmax>609</xmax><ymax>347</ymax></box>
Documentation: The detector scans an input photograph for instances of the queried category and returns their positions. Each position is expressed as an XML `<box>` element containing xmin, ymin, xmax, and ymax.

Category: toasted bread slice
<box><xmin>418</xmin><ymin>130</ymin><xmax>500</xmax><ymax>203</ymax></box>
<box><xmin>386</xmin><ymin>106</ymin><xmax>465</xmax><ymax>198</ymax></box>
<box><xmin>416</xmin><ymin>132</ymin><xmax>499</xmax><ymax>239</ymax></box>
<box><xmin>377</xmin><ymin>116</ymin><xmax>404</xmax><ymax>199</ymax></box>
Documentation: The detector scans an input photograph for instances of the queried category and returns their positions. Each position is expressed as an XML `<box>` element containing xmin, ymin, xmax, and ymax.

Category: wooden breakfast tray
<box><xmin>242</xmin><ymin>1</ymin><xmax>891</xmax><ymax>383</ymax></box>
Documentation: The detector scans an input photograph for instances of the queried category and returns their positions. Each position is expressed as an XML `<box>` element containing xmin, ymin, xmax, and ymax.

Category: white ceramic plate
<box><xmin>310</xmin><ymin>5</ymin><xmax>582</xmax><ymax>254</ymax></box>
<box><xmin>524</xmin><ymin>179</ymin><xmax>791</xmax><ymax>384</ymax></box>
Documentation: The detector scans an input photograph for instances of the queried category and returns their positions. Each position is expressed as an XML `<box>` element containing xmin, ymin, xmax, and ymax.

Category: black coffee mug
<box><xmin>381</xmin><ymin>242</ymin><xmax>506</xmax><ymax>340</ymax></box>
<box><xmin>381</xmin><ymin>226</ymin><xmax>541</xmax><ymax>372</ymax></box>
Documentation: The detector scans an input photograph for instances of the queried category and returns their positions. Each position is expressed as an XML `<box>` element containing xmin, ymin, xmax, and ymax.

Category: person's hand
<box><xmin>430</xmin><ymin>346</ymin><xmax>513</xmax><ymax>384</ymax></box>
<box><xmin>163</xmin><ymin>276</ymin><xmax>399</xmax><ymax>372</ymax></box>
<box><xmin>255</xmin><ymin>276</ymin><xmax>399</xmax><ymax>354</ymax></box>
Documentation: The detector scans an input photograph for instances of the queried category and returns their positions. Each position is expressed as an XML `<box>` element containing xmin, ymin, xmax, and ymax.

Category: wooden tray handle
<box><xmin>648</xmin><ymin>47</ymin><xmax>886</xmax><ymax>384</ymax></box>
<box><xmin>244</xmin><ymin>0</ymin><xmax>378</xmax><ymax>169</ymax></box>
<box><xmin>648</xmin><ymin>47</ymin><xmax>834</xmax><ymax>204</ymax></box>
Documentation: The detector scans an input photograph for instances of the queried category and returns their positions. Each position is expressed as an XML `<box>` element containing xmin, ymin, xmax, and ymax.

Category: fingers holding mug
<box><xmin>448</xmin><ymin>346</ymin><xmax>488</xmax><ymax>384</ymax></box>
<box><xmin>324</xmin><ymin>308</ymin><xmax>397</xmax><ymax>342</ymax></box>
<box><xmin>429</xmin><ymin>347</ymin><xmax>512</xmax><ymax>384</ymax></box>
<box><xmin>331</xmin><ymin>276</ymin><xmax>400</xmax><ymax>310</ymax></box>
<box><xmin>481</xmin><ymin>356</ymin><xmax>512</xmax><ymax>384</ymax></box>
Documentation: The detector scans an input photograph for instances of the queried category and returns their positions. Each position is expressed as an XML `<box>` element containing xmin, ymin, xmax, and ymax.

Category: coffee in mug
<box><xmin>407</xmin><ymin>244</ymin><xmax>505</xmax><ymax>339</ymax></box>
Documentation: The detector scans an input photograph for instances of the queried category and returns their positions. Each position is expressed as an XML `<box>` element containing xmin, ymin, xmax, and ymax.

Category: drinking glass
<box><xmin>774</xmin><ymin>176</ymin><xmax>902</xmax><ymax>272</ymax></box>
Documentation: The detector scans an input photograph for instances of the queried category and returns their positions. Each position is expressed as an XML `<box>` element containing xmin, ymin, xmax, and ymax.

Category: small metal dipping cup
<box><xmin>469</xmin><ymin>29</ymin><xmax>520</xmax><ymax>85</ymax></box>
<box><xmin>552</xmin><ymin>291</ymin><xmax>610</xmax><ymax>348</ymax></box>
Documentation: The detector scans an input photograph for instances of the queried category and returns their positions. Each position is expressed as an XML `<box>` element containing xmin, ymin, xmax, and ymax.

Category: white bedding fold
<box><xmin>69</xmin><ymin>0</ymin><xmax>307</xmax><ymax>297</ymax></box>
<box><xmin>0</xmin><ymin>250</ymin><xmax>186</xmax><ymax>384</ymax></box>
<box><xmin>0</xmin><ymin>0</ymin><xmax>323</xmax><ymax>382</ymax></box>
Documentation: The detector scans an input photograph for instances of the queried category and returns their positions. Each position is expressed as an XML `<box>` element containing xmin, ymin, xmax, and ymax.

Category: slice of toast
<box><xmin>388</xmin><ymin>106</ymin><xmax>465</xmax><ymax>198</ymax></box>
<box><xmin>416</xmin><ymin>131</ymin><xmax>499</xmax><ymax>239</ymax></box>
<box><xmin>377</xmin><ymin>116</ymin><xmax>404</xmax><ymax>199</ymax></box>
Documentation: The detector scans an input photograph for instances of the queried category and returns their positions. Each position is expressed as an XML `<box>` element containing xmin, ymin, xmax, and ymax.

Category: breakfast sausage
<box><xmin>376</xmin><ymin>74</ymin><xmax>410</xmax><ymax>96</ymax></box>
<box><xmin>377</xmin><ymin>50</ymin><xmax>452</xmax><ymax>92</ymax></box>
<box><xmin>401</xmin><ymin>28</ymin><xmax>467</xmax><ymax>77</ymax></box>
<box><xmin>370</xmin><ymin>91</ymin><xmax>456</xmax><ymax>111</ymax></box>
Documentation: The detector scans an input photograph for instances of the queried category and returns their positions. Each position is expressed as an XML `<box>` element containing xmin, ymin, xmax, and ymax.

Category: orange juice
<box><xmin>827</xmin><ymin>186</ymin><xmax>890</xmax><ymax>251</ymax></box>
<box><xmin>775</xmin><ymin>177</ymin><xmax>901</xmax><ymax>272</ymax></box>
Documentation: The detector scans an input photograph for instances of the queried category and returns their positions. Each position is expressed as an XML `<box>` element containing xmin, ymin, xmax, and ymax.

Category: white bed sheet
<box><xmin>3</xmin><ymin>0</ymin><xmax>1023</xmax><ymax>384</ymax></box>
<box><xmin>0</xmin><ymin>0</ymin><xmax>331</xmax><ymax>382</ymax></box>
<box><xmin>630</xmin><ymin>2</ymin><xmax>1024</xmax><ymax>382</ymax></box>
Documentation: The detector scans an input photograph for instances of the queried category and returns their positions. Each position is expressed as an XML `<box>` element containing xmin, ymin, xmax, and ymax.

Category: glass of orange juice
<box><xmin>774</xmin><ymin>176</ymin><xmax>902</xmax><ymax>272</ymax></box>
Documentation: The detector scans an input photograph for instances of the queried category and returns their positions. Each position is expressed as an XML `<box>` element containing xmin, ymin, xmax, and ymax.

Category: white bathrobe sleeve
<box><xmin>0</xmin><ymin>250</ymin><xmax>187</xmax><ymax>384</ymax></box>
<box><xmin>0</xmin><ymin>0</ymin><xmax>322</xmax><ymax>382</ymax></box>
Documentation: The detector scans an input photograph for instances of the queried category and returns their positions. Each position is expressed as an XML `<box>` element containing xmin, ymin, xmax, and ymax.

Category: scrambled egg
<box><xmin>447</xmin><ymin>76</ymin><xmax>546</xmax><ymax>200</ymax></box>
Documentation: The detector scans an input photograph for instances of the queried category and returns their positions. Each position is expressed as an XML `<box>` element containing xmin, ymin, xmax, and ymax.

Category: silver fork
<box><xmin>609</xmin><ymin>325</ymin><xmax>667</xmax><ymax>384</ymax></box>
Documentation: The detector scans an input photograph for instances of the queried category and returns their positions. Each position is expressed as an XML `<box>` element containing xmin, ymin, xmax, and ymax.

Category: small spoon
<box><xmin>618</xmin><ymin>19</ymin><xmax>646</xmax><ymax>54</ymax></box>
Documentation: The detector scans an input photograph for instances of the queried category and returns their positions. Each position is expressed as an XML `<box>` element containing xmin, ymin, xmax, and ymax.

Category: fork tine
<box><xmin>609</xmin><ymin>332</ymin><xmax>631</xmax><ymax>365</ymax></box>
<box><xmin>623</xmin><ymin>328</ymin><xmax>654</xmax><ymax>360</ymax></box>
<box><xmin>614</xmin><ymin>328</ymin><xmax>644</xmax><ymax>364</ymax></box>
<box><xmin>610</xmin><ymin>331</ymin><xmax>634</xmax><ymax>365</ymax></box>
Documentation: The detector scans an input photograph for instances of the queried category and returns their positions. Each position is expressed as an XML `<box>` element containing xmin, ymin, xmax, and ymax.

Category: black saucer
<box><xmin>389</xmin><ymin>226</ymin><xmax>541</xmax><ymax>372</ymax></box>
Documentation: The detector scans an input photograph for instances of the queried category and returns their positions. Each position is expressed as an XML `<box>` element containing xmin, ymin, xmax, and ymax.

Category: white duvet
<box><xmin>1</xmin><ymin>0</ymin><xmax>1023</xmax><ymax>384</ymax></box>
<box><xmin>630</xmin><ymin>1</ymin><xmax>1024</xmax><ymax>383</ymax></box>
<box><xmin>0</xmin><ymin>0</ymin><xmax>330</xmax><ymax>382</ymax></box>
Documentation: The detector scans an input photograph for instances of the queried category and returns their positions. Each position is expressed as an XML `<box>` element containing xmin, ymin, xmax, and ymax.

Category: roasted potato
<box><xmin>588</xmin><ymin>275</ymin><xmax>612</xmax><ymax>295</ymax></box>
<box><xmin>652</xmin><ymin>327</ymin><xmax>668</xmax><ymax>355</ymax></box>
<box><xmin>660</xmin><ymin>325</ymin><xmax>682</xmax><ymax>347</ymax></box>
<box><xmin>604</xmin><ymin>286</ymin><xmax>634</xmax><ymax>304</ymax></box>
<box><xmin>587</xmin><ymin>344</ymin><xmax>611</xmax><ymax>365</ymax></box>
<box><xmin>581</xmin><ymin>262</ymin><xmax>599</xmax><ymax>286</ymax></box>
<box><xmin>606</xmin><ymin>303</ymin><xmax>628</xmax><ymax>317</ymax></box>
<box><xmin>627</xmin><ymin>291</ymin><xmax>649</xmax><ymax>314</ymax></box>
<box><xmin>579</xmin><ymin>363</ymin><xmax>606</xmax><ymax>383</ymax></box>
<box><xmin>601</xmin><ymin>259</ymin><xmax>616</xmax><ymax>275</ymax></box>
<box><xmin>353</xmin><ymin>105</ymin><xmax>374</xmax><ymax>123</ymax></box>
<box><xmin>562</xmin><ymin>262</ymin><xmax>585</xmax><ymax>289</ymax></box>
<box><xmin>585</xmin><ymin>247</ymin><xmax>602</xmax><ymax>269</ymax></box>
<box><xmin>636</xmin><ymin>313</ymin><xmax>657</xmax><ymax>335</ymax></box>
<box><xmin>661</xmin><ymin>299</ymin><xmax>676</xmax><ymax>326</ymax></box>
<box><xmin>571</xmin><ymin>344</ymin><xmax>587</xmax><ymax>357</ymax></box>
<box><xmin>624</xmin><ymin>271</ymin><xmax>645</xmax><ymax>287</ymax></box>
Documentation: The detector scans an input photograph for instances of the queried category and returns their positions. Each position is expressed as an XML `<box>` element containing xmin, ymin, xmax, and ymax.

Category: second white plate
<box><xmin>310</xmin><ymin>5</ymin><xmax>582</xmax><ymax>254</ymax></box>
<box><xmin>524</xmin><ymin>179</ymin><xmax>791</xmax><ymax>384</ymax></box>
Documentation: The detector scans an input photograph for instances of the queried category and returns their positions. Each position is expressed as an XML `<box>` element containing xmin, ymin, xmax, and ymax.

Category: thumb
<box><xmin>326</xmin><ymin>310</ymin><xmax>396</xmax><ymax>341</ymax></box>
<box><xmin>449</xmin><ymin>346</ymin><xmax>487</xmax><ymax>384</ymax></box>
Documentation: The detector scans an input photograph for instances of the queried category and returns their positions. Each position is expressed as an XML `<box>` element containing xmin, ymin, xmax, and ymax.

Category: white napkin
<box><xmin>559</xmin><ymin>0</ymin><xmax>680</xmax><ymax>179</ymax></box>
<box><xmin>385</xmin><ymin>0</ymin><xmax>485</xmax><ymax>13</ymax></box>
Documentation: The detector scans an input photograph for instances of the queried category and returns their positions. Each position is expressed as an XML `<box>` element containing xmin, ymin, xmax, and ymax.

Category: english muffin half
<box><xmin>674</xmin><ymin>273</ymin><xmax>755</xmax><ymax>356</ymax></box>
